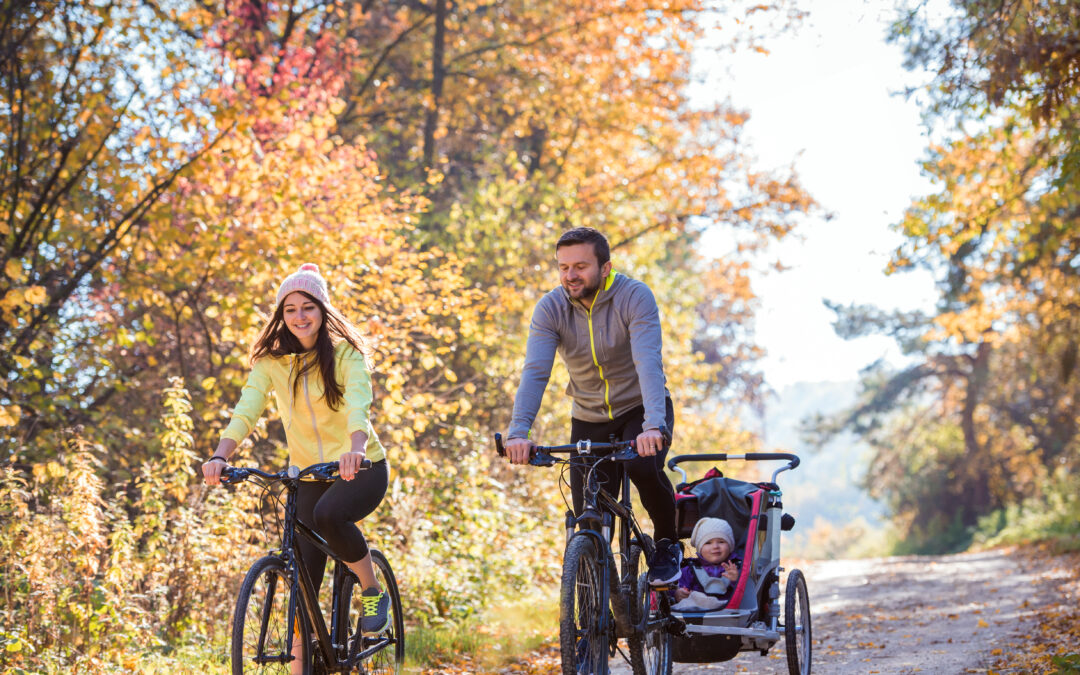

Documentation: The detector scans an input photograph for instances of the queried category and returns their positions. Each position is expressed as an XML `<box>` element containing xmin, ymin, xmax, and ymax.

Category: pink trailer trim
<box><xmin>724</xmin><ymin>488</ymin><xmax>763</xmax><ymax>609</ymax></box>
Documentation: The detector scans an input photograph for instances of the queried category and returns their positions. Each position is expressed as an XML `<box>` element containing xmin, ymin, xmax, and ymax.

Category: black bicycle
<box><xmin>495</xmin><ymin>433</ymin><xmax>682</xmax><ymax>675</ymax></box>
<box><xmin>221</xmin><ymin>461</ymin><xmax>405</xmax><ymax>674</ymax></box>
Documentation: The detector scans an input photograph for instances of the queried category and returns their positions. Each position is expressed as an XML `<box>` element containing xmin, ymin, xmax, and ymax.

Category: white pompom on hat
<box><xmin>275</xmin><ymin>263</ymin><xmax>331</xmax><ymax>307</ymax></box>
<box><xmin>690</xmin><ymin>517</ymin><xmax>735</xmax><ymax>552</ymax></box>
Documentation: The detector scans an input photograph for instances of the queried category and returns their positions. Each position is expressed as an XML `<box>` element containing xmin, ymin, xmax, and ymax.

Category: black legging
<box><xmin>295</xmin><ymin>459</ymin><xmax>388</xmax><ymax>592</ymax></box>
<box><xmin>570</xmin><ymin>398</ymin><xmax>677</xmax><ymax>543</ymax></box>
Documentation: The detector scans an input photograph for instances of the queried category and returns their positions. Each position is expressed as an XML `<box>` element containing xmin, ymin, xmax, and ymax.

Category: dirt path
<box><xmin>601</xmin><ymin>549</ymin><xmax>1063</xmax><ymax>674</ymax></box>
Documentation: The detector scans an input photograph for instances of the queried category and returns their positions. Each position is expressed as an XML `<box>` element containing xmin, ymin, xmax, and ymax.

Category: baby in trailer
<box><xmin>671</xmin><ymin>517</ymin><xmax>742</xmax><ymax>611</ymax></box>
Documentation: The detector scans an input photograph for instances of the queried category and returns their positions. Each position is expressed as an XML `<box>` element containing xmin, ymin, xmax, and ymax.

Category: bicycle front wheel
<box><xmin>232</xmin><ymin>555</ymin><xmax>309</xmax><ymax>675</ymax></box>
<box><xmin>560</xmin><ymin>535</ymin><xmax>609</xmax><ymax>675</ymax></box>
<box><xmin>340</xmin><ymin>549</ymin><xmax>405</xmax><ymax>674</ymax></box>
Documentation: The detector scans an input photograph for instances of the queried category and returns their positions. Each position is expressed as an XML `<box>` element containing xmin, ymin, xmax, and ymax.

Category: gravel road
<box><xmin>605</xmin><ymin>549</ymin><xmax>1058</xmax><ymax>674</ymax></box>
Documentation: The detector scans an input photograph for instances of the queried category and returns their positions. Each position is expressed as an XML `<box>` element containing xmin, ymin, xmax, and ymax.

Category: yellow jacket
<box><xmin>221</xmin><ymin>341</ymin><xmax>387</xmax><ymax>466</ymax></box>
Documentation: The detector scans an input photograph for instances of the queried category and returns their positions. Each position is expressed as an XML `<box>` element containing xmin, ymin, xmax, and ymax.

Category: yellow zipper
<box><xmin>586</xmin><ymin>270</ymin><xmax>618</xmax><ymax>421</ymax></box>
<box><xmin>301</xmin><ymin>361</ymin><xmax>324</xmax><ymax>462</ymax></box>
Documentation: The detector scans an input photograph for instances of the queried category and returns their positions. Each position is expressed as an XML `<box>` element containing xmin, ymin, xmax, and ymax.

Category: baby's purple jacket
<box><xmin>676</xmin><ymin>555</ymin><xmax>743</xmax><ymax>599</ymax></box>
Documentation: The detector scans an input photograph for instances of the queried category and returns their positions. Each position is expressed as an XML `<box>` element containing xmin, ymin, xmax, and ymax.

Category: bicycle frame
<box><xmin>227</xmin><ymin>463</ymin><xmax>395</xmax><ymax>672</ymax></box>
<box><xmin>283</xmin><ymin>490</ymin><xmax>393</xmax><ymax>669</ymax></box>
<box><xmin>521</xmin><ymin>437</ymin><xmax>681</xmax><ymax>644</ymax></box>
<box><xmin>572</xmin><ymin>453</ymin><xmax>679</xmax><ymax>639</ymax></box>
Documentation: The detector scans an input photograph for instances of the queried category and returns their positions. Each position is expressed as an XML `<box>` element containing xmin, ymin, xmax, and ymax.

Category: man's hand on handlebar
<box><xmin>505</xmin><ymin>437</ymin><xmax>535</xmax><ymax>465</ymax></box>
<box><xmin>635</xmin><ymin>428</ymin><xmax>665</xmax><ymax>457</ymax></box>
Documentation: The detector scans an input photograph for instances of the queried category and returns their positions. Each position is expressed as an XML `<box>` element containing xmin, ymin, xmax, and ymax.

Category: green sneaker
<box><xmin>360</xmin><ymin>587</ymin><xmax>390</xmax><ymax>634</ymax></box>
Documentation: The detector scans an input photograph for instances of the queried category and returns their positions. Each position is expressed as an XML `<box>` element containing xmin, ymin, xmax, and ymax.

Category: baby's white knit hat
<box><xmin>690</xmin><ymin>517</ymin><xmax>735</xmax><ymax>552</ymax></box>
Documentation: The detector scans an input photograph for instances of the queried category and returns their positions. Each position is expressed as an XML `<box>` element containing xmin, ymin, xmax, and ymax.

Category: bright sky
<box><xmin>693</xmin><ymin>0</ymin><xmax>941</xmax><ymax>390</ymax></box>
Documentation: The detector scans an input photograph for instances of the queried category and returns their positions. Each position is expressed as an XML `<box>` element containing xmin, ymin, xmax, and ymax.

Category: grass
<box><xmin>405</xmin><ymin>591</ymin><xmax>560</xmax><ymax>672</ymax></box>
<box><xmin>971</xmin><ymin>472</ymin><xmax>1080</xmax><ymax>555</ymax></box>
<box><xmin>101</xmin><ymin>591</ymin><xmax>561</xmax><ymax>675</ymax></box>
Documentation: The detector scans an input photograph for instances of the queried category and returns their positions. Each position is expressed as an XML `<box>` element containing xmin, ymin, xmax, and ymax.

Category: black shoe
<box><xmin>647</xmin><ymin>539</ymin><xmax>682</xmax><ymax>587</ymax></box>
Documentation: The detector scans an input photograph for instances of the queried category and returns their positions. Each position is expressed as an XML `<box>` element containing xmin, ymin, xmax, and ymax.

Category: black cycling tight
<box><xmin>295</xmin><ymin>459</ymin><xmax>388</xmax><ymax>592</ymax></box>
<box><xmin>570</xmin><ymin>397</ymin><xmax>677</xmax><ymax>543</ymax></box>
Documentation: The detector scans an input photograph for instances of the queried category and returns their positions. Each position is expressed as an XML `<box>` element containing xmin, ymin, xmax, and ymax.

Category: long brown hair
<box><xmin>250</xmin><ymin>292</ymin><xmax>373</xmax><ymax>410</ymax></box>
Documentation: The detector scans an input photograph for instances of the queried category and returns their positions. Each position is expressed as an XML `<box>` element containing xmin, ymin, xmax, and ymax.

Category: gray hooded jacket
<box><xmin>508</xmin><ymin>270</ymin><xmax>669</xmax><ymax>438</ymax></box>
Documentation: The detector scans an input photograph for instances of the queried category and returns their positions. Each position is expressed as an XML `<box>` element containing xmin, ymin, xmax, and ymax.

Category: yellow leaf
<box><xmin>24</xmin><ymin>286</ymin><xmax>47</xmax><ymax>304</ymax></box>
<box><xmin>4</xmin><ymin>259</ymin><xmax>23</xmax><ymax>280</ymax></box>
<box><xmin>977</xmin><ymin>619</ymin><xmax>989</xmax><ymax>628</ymax></box>
<box><xmin>1</xmin><ymin>288</ymin><xmax>24</xmax><ymax>308</ymax></box>
<box><xmin>0</xmin><ymin>404</ymin><xmax>20</xmax><ymax>427</ymax></box>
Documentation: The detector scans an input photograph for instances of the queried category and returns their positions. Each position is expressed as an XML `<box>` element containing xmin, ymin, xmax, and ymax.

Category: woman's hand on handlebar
<box><xmin>203</xmin><ymin>438</ymin><xmax>237</xmax><ymax>486</ymax></box>
<box><xmin>202</xmin><ymin>456</ymin><xmax>229</xmax><ymax>486</ymax></box>
<box><xmin>505</xmin><ymin>437</ymin><xmax>535</xmax><ymax>465</ymax></box>
<box><xmin>340</xmin><ymin>430</ymin><xmax>369</xmax><ymax>480</ymax></box>
<box><xmin>339</xmin><ymin>450</ymin><xmax>367</xmax><ymax>481</ymax></box>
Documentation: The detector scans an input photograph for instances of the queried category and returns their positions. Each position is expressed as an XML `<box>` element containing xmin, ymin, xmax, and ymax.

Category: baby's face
<box><xmin>699</xmin><ymin>537</ymin><xmax>731</xmax><ymax>565</ymax></box>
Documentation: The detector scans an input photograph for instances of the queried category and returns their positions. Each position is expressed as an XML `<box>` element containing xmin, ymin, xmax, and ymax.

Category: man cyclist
<box><xmin>504</xmin><ymin>227</ymin><xmax>681</xmax><ymax>586</ymax></box>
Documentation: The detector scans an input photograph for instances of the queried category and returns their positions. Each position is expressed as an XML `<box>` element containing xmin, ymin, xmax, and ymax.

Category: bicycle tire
<box><xmin>559</xmin><ymin>535</ymin><xmax>609</xmax><ymax>675</ymax></box>
<box><xmin>784</xmin><ymin>568</ymin><xmax>811</xmax><ymax>675</ymax></box>
<box><xmin>232</xmin><ymin>555</ymin><xmax>310</xmax><ymax>675</ymax></box>
<box><xmin>628</xmin><ymin>571</ymin><xmax>672</xmax><ymax>675</ymax></box>
<box><xmin>339</xmin><ymin>549</ymin><xmax>405</xmax><ymax>674</ymax></box>
<box><xmin>612</xmin><ymin>544</ymin><xmax>640</xmax><ymax>639</ymax></box>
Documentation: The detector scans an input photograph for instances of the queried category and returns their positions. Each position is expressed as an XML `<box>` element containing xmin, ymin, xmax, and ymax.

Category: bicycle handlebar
<box><xmin>666</xmin><ymin>452</ymin><xmax>800</xmax><ymax>470</ymax></box>
<box><xmin>494</xmin><ymin>432</ymin><xmax>644</xmax><ymax>467</ymax></box>
<box><xmin>220</xmin><ymin>459</ymin><xmax>372</xmax><ymax>485</ymax></box>
<box><xmin>495</xmin><ymin>432</ymin><xmax>632</xmax><ymax>456</ymax></box>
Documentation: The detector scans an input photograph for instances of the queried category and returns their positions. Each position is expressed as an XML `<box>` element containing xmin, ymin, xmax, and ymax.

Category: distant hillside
<box><xmin>741</xmin><ymin>380</ymin><xmax>888</xmax><ymax>557</ymax></box>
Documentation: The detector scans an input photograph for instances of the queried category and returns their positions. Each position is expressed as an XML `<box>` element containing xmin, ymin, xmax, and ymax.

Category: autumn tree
<box><xmin>813</xmin><ymin>0</ymin><xmax>1080</xmax><ymax>551</ymax></box>
<box><xmin>1</xmin><ymin>1</ymin><xmax>819</xmax><ymax>666</ymax></box>
<box><xmin>0</xmin><ymin>0</ymin><xmax>228</xmax><ymax>452</ymax></box>
<box><xmin>210</xmin><ymin>0</ymin><xmax>814</xmax><ymax>446</ymax></box>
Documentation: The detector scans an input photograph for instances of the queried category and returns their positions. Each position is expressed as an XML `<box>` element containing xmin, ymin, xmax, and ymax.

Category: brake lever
<box><xmin>308</xmin><ymin>466</ymin><xmax>339</xmax><ymax>481</ymax></box>
<box><xmin>529</xmin><ymin>449</ymin><xmax>559</xmax><ymax>467</ymax></box>
<box><xmin>220</xmin><ymin>467</ymin><xmax>248</xmax><ymax>485</ymax></box>
<box><xmin>609</xmin><ymin>446</ymin><xmax>641</xmax><ymax>462</ymax></box>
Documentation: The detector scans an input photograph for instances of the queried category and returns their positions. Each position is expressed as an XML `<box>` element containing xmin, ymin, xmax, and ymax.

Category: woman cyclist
<box><xmin>202</xmin><ymin>263</ymin><xmax>390</xmax><ymax>670</ymax></box>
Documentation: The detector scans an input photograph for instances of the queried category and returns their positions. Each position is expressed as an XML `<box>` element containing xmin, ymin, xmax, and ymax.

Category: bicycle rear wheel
<box><xmin>628</xmin><ymin>572</ymin><xmax>672</xmax><ymax>675</ymax></box>
<box><xmin>232</xmin><ymin>555</ymin><xmax>309</xmax><ymax>675</ymax></box>
<box><xmin>560</xmin><ymin>535</ymin><xmax>609</xmax><ymax>675</ymax></box>
<box><xmin>340</xmin><ymin>549</ymin><xmax>405</xmax><ymax>674</ymax></box>
<box><xmin>784</xmin><ymin>568</ymin><xmax>811</xmax><ymax>675</ymax></box>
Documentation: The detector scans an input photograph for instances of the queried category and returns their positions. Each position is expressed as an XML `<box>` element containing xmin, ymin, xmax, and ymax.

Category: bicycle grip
<box><xmin>219</xmin><ymin>467</ymin><xmax>244</xmax><ymax>484</ymax></box>
<box><xmin>744</xmin><ymin>452</ymin><xmax>800</xmax><ymax>468</ymax></box>
<box><xmin>494</xmin><ymin>432</ymin><xmax>506</xmax><ymax>457</ymax></box>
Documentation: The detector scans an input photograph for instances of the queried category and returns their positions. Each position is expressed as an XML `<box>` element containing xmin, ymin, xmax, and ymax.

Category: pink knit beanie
<box><xmin>275</xmin><ymin>263</ymin><xmax>331</xmax><ymax>307</ymax></box>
